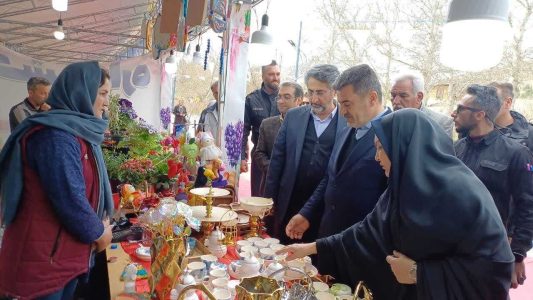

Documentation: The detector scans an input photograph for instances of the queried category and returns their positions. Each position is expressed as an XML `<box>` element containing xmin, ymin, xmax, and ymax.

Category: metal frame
<box><xmin>0</xmin><ymin>0</ymin><xmax>96</xmax><ymax>18</ymax></box>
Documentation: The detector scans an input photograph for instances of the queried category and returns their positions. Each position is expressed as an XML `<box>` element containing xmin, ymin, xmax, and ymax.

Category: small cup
<box><xmin>315</xmin><ymin>292</ymin><xmax>336</xmax><ymax>300</ymax></box>
<box><xmin>269</xmin><ymin>244</ymin><xmax>284</xmax><ymax>252</ymax></box>
<box><xmin>201</xmin><ymin>254</ymin><xmax>218</xmax><ymax>270</ymax></box>
<box><xmin>254</xmin><ymin>240</ymin><xmax>269</xmax><ymax>249</ymax></box>
<box><xmin>246</xmin><ymin>237</ymin><xmax>263</xmax><ymax>244</ymax></box>
<box><xmin>228</xmin><ymin>279</ymin><xmax>240</xmax><ymax>295</ymax></box>
<box><xmin>240</xmin><ymin>245</ymin><xmax>258</xmax><ymax>255</ymax></box>
<box><xmin>263</xmin><ymin>237</ymin><xmax>280</xmax><ymax>245</ymax></box>
<box><xmin>312</xmin><ymin>281</ymin><xmax>330</xmax><ymax>293</ymax></box>
<box><xmin>212</xmin><ymin>288</ymin><xmax>232</xmax><ymax>300</ymax></box>
<box><xmin>259</xmin><ymin>247</ymin><xmax>275</xmax><ymax>260</ymax></box>
<box><xmin>211</xmin><ymin>277</ymin><xmax>229</xmax><ymax>291</ymax></box>
<box><xmin>209</xmin><ymin>268</ymin><xmax>228</xmax><ymax>282</ymax></box>
<box><xmin>187</xmin><ymin>261</ymin><xmax>206</xmax><ymax>282</ymax></box>
<box><xmin>236</xmin><ymin>240</ymin><xmax>252</xmax><ymax>252</ymax></box>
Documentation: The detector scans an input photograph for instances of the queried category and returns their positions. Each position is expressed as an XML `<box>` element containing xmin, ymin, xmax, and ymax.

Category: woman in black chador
<box><xmin>279</xmin><ymin>109</ymin><xmax>513</xmax><ymax>299</ymax></box>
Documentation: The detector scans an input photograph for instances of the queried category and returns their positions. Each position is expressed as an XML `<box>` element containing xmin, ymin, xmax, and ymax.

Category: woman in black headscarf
<box><xmin>278</xmin><ymin>109</ymin><xmax>513</xmax><ymax>299</ymax></box>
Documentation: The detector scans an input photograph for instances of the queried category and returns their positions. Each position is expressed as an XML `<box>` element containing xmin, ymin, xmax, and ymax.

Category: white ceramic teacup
<box><xmin>239</xmin><ymin>245</ymin><xmax>258</xmax><ymax>255</ymax></box>
<box><xmin>211</xmin><ymin>278</ymin><xmax>229</xmax><ymax>291</ymax></box>
<box><xmin>209</xmin><ymin>268</ymin><xmax>228</xmax><ymax>282</ymax></box>
<box><xmin>246</xmin><ymin>237</ymin><xmax>263</xmax><ymax>244</ymax></box>
<box><xmin>236</xmin><ymin>240</ymin><xmax>252</xmax><ymax>252</ymax></box>
<box><xmin>254</xmin><ymin>240</ymin><xmax>269</xmax><ymax>249</ymax></box>
<box><xmin>259</xmin><ymin>247</ymin><xmax>275</xmax><ymax>260</ymax></box>
<box><xmin>312</xmin><ymin>281</ymin><xmax>330</xmax><ymax>293</ymax></box>
<box><xmin>315</xmin><ymin>292</ymin><xmax>336</xmax><ymax>300</ymax></box>
<box><xmin>187</xmin><ymin>261</ymin><xmax>206</xmax><ymax>282</ymax></box>
<box><xmin>263</xmin><ymin>237</ymin><xmax>280</xmax><ymax>245</ymax></box>
<box><xmin>212</xmin><ymin>288</ymin><xmax>232</xmax><ymax>300</ymax></box>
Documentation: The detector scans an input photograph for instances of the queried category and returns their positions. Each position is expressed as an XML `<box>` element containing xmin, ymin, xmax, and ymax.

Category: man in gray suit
<box><xmin>391</xmin><ymin>73</ymin><xmax>454</xmax><ymax>136</ymax></box>
<box><xmin>264</xmin><ymin>65</ymin><xmax>346</xmax><ymax>244</ymax></box>
<box><xmin>254</xmin><ymin>82</ymin><xmax>304</xmax><ymax>196</ymax></box>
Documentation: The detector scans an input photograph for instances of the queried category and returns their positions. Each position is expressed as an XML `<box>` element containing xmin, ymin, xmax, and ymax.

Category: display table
<box><xmin>107</xmin><ymin>243</ymin><xmax>134</xmax><ymax>299</ymax></box>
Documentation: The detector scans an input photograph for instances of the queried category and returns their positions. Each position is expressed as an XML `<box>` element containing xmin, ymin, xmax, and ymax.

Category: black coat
<box><xmin>316</xmin><ymin>109</ymin><xmax>513</xmax><ymax>300</ymax></box>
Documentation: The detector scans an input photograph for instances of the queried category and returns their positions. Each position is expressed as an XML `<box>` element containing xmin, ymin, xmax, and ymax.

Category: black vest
<box><xmin>289</xmin><ymin>113</ymin><xmax>339</xmax><ymax>214</ymax></box>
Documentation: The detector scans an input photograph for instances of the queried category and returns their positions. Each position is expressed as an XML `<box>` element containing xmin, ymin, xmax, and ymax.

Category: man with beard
<box><xmin>489</xmin><ymin>82</ymin><xmax>533</xmax><ymax>152</ymax></box>
<box><xmin>285</xmin><ymin>64</ymin><xmax>390</xmax><ymax>240</ymax></box>
<box><xmin>241</xmin><ymin>60</ymin><xmax>281</xmax><ymax>196</ymax></box>
<box><xmin>264</xmin><ymin>64</ymin><xmax>346</xmax><ymax>244</ymax></box>
<box><xmin>452</xmin><ymin>84</ymin><xmax>533</xmax><ymax>289</ymax></box>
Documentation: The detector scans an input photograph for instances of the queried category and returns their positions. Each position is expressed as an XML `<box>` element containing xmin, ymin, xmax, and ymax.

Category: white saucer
<box><xmin>135</xmin><ymin>246</ymin><xmax>151</xmax><ymax>261</ymax></box>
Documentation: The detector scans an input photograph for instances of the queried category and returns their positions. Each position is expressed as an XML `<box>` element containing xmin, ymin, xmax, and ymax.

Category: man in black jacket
<box><xmin>452</xmin><ymin>84</ymin><xmax>533</xmax><ymax>289</ymax></box>
<box><xmin>490</xmin><ymin>82</ymin><xmax>533</xmax><ymax>152</ymax></box>
<box><xmin>241</xmin><ymin>60</ymin><xmax>281</xmax><ymax>196</ymax></box>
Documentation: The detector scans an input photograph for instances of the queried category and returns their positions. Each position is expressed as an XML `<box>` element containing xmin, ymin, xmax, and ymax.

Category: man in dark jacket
<box><xmin>254</xmin><ymin>82</ymin><xmax>303</xmax><ymax>196</ymax></box>
<box><xmin>9</xmin><ymin>77</ymin><xmax>51</xmax><ymax>132</ymax></box>
<box><xmin>490</xmin><ymin>82</ymin><xmax>533</xmax><ymax>152</ymax></box>
<box><xmin>241</xmin><ymin>60</ymin><xmax>281</xmax><ymax>196</ymax></box>
<box><xmin>265</xmin><ymin>64</ymin><xmax>346</xmax><ymax>244</ymax></box>
<box><xmin>284</xmin><ymin>64</ymin><xmax>389</xmax><ymax>240</ymax></box>
<box><xmin>452</xmin><ymin>84</ymin><xmax>533</xmax><ymax>289</ymax></box>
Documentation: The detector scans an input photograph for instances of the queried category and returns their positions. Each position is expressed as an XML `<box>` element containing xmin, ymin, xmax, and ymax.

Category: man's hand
<box><xmin>275</xmin><ymin>242</ymin><xmax>317</xmax><ymax>261</ymax></box>
<box><xmin>240</xmin><ymin>160</ymin><xmax>248</xmax><ymax>173</ymax></box>
<box><xmin>285</xmin><ymin>214</ymin><xmax>310</xmax><ymax>240</ymax></box>
<box><xmin>94</xmin><ymin>219</ymin><xmax>112</xmax><ymax>252</ymax></box>
<box><xmin>511</xmin><ymin>261</ymin><xmax>527</xmax><ymax>288</ymax></box>
<box><xmin>40</xmin><ymin>103</ymin><xmax>51</xmax><ymax>111</ymax></box>
<box><xmin>386</xmin><ymin>250</ymin><xmax>417</xmax><ymax>285</ymax></box>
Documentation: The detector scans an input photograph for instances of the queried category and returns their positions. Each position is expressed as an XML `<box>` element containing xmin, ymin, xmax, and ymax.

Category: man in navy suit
<box><xmin>264</xmin><ymin>64</ymin><xmax>346</xmax><ymax>244</ymax></box>
<box><xmin>286</xmin><ymin>64</ymin><xmax>390</xmax><ymax>239</ymax></box>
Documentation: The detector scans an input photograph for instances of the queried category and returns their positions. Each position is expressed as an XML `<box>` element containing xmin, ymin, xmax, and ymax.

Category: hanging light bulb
<box><xmin>192</xmin><ymin>44</ymin><xmax>203</xmax><ymax>65</ymax></box>
<box><xmin>249</xmin><ymin>14</ymin><xmax>276</xmax><ymax>66</ymax></box>
<box><xmin>53</xmin><ymin>19</ymin><xmax>65</xmax><ymax>40</ymax></box>
<box><xmin>165</xmin><ymin>49</ymin><xmax>178</xmax><ymax>74</ymax></box>
<box><xmin>52</xmin><ymin>0</ymin><xmax>68</xmax><ymax>12</ymax></box>
<box><xmin>440</xmin><ymin>0</ymin><xmax>511</xmax><ymax>72</ymax></box>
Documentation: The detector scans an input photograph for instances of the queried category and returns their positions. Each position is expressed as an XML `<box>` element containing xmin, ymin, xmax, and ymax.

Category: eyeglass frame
<box><xmin>454</xmin><ymin>104</ymin><xmax>483</xmax><ymax>114</ymax></box>
<box><xmin>275</xmin><ymin>94</ymin><xmax>296</xmax><ymax>102</ymax></box>
<box><xmin>307</xmin><ymin>88</ymin><xmax>333</xmax><ymax>98</ymax></box>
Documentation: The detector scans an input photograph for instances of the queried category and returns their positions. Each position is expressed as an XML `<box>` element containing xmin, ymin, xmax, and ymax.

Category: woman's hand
<box><xmin>94</xmin><ymin>218</ymin><xmax>112</xmax><ymax>252</ymax></box>
<box><xmin>386</xmin><ymin>250</ymin><xmax>417</xmax><ymax>284</ymax></box>
<box><xmin>275</xmin><ymin>242</ymin><xmax>317</xmax><ymax>261</ymax></box>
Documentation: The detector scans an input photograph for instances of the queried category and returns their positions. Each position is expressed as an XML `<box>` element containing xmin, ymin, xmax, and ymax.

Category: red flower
<box><xmin>149</xmin><ymin>150</ymin><xmax>157</xmax><ymax>155</ymax></box>
<box><xmin>167</xmin><ymin>160</ymin><xmax>179</xmax><ymax>179</ymax></box>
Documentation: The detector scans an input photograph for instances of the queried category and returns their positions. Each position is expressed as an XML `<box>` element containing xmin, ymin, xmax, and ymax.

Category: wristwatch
<box><xmin>514</xmin><ymin>253</ymin><xmax>525</xmax><ymax>263</ymax></box>
<box><xmin>409</xmin><ymin>262</ymin><xmax>417</xmax><ymax>283</ymax></box>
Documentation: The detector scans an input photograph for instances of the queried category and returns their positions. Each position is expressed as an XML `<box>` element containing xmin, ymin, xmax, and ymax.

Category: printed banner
<box><xmin>219</xmin><ymin>2</ymin><xmax>251</xmax><ymax>187</ymax></box>
<box><xmin>109</xmin><ymin>53</ymin><xmax>164</xmax><ymax>128</ymax></box>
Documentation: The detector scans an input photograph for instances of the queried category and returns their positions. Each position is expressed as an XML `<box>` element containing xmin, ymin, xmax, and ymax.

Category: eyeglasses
<box><xmin>455</xmin><ymin>104</ymin><xmax>482</xmax><ymax>113</ymax></box>
<box><xmin>307</xmin><ymin>89</ymin><xmax>330</xmax><ymax>98</ymax></box>
<box><xmin>275</xmin><ymin>94</ymin><xmax>294</xmax><ymax>101</ymax></box>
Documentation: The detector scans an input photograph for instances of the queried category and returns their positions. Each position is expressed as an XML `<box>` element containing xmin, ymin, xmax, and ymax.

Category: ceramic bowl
<box><xmin>135</xmin><ymin>246</ymin><xmax>151</xmax><ymax>261</ymax></box>
<box><xmin>239</xmin><ymin>197</ymin><xmax>273</xmax><ymax>216</ymax></box>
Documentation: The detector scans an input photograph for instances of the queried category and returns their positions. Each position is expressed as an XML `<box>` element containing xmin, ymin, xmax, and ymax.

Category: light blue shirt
<box><xmin>311</xmin><ymin>106</ymin><xmax>338</xmax><ymax>137</ymax></box>
<box><xmin>355</xmin><ymin>108</ymin><xmax>388</xmax><ymax>140</ymax></box>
